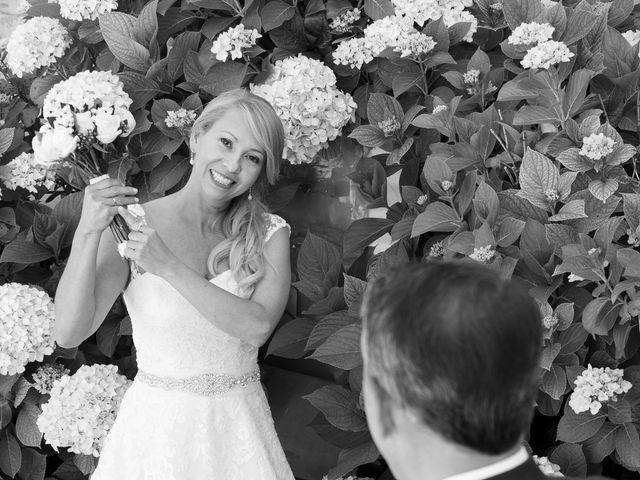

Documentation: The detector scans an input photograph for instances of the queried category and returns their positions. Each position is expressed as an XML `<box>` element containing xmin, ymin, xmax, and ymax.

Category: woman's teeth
<box><xmin>210</xmin><ymin>170</ymin><xmax>234</xmax><ymax>187</ymax></box>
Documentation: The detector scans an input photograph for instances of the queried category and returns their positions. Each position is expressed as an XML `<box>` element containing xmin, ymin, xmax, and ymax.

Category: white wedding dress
<box><xmin>91</xmin><ymin>213</ymin><xmax>295</xmax><ymax>480</ymax></box>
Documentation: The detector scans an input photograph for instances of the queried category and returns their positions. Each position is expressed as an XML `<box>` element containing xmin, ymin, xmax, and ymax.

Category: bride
<box><xmin>54</xmin><ymin>88</ymin><xmax>295</xmax><ymax>479</ymax></box>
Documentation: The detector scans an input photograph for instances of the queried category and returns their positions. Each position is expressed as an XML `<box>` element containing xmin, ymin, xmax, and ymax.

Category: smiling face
<box><xmin>190</xmin><ymin>107</ymin><xmax>266</xmax><ymax>205</ymax></box>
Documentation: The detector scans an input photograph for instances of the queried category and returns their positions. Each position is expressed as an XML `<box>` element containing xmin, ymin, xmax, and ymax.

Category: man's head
<box><xmin>360</xmin><ymin>261</ymin><xmax>542</xmax><ymax>458</ymax></box>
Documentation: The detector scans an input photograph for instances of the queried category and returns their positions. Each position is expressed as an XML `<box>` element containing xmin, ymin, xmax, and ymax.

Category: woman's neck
<box><xmin>170</xmin><ymin>189</ymin><xmax>229</xmax><ymax>236</ymax></box>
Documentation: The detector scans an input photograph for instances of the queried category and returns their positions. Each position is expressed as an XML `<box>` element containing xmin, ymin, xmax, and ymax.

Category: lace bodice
<box><xmin>122</xmin><ymin>213</ymin><xmax>290</xmax><ymax>379</ymax></box>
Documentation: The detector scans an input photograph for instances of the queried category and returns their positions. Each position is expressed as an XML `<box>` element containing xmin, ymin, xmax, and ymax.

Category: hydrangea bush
<box><xmin>0</xmin><ymin>0</ymin><xmax>640</xmax><ymax>478</ymax></box>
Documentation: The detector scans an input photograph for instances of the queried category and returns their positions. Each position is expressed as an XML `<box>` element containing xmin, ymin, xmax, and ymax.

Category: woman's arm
<box><xmin>54</xmin><ymin>179</ymin><xmax>138</xmax><ymax>348</ymax></box>
<box><xmin>165</xmin><ymin>228</ymin><xmax>290</xmax><ymax>346</ymax></box>
<box><xmin>54</xmin><ymin>229</ymin><xmax>129</xmax><ymax>347</ymax></box>
<box><xmin>123</xmin><ymin>217</ymin><xmax>291</xmax><ymax>346</ymax></box>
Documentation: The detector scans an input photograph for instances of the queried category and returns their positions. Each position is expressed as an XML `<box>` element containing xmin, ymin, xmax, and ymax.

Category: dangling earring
<box><xmin>248</xmin><ymin>187</ymin><xmax>253</xmax><ymax>201</ymax></box>
<box><xmin>189</xmin><ymin>153</ymin><xmax>194</xmax><ymax>165</ymax></box>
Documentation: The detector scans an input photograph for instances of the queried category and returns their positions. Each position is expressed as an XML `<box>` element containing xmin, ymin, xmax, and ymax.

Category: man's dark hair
<box><xmin>361</xmin><ymin>261</ymin><xmax>543</xmax><ymax>455</ymax></box>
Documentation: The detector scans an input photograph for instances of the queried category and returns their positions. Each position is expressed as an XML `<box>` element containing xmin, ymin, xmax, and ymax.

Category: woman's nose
<box><xmin>223</xmin><ymin>153</ymin><xmax>242</xmax><ymax>173</ymax></box>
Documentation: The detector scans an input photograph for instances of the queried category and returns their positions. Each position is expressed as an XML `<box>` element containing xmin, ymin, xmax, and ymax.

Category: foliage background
<box><xmin>2</xmin><ymin>0</ymin><xmax>640</xmax><ymax>478</ymax></box>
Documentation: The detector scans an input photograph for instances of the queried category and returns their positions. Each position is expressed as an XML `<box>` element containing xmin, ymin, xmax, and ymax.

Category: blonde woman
<box><xmin>54</xmin><ymin>88</ymin><xmax>295</xmax><ymax>479</ymax></box>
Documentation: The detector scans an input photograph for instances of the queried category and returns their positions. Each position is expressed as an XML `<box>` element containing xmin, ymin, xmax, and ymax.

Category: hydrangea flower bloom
<box><xmin>521</xmin><ymin>40</ymin><xmax>573</xmax><ymax>69</ymax></box>
<box><xmin>568</xmin><ymin>365</ymin><xmax>632</xmax><ymax>414</ymax></box>
<box><xmin>0</xmin><ymin>283</ymin><xmax>56</xmax><ymax>375</ymax></box>
<box><xmin>57</xmin><ymin>0</ymin><xmax>118</xmax><ymax>21</ymax></box>
<box><xmin>5</xmin><ymin>17</ymin><xmax>71</xmax><ymax>78</ymax></box>
<box><xmin>507</xmin><ymin>22</ymin><xmax>554</xmax><ymax>46</ymax></box>
<box><xmin>32</xmin><ymin>363</ymin><xmax>71</xmax><ymax>394</ymax></box>
<box><xmin>251</xmin><ymin>55</ymin><xmax>356</xmax><ymax>164</ymax></box>
<box><xmin>210</xmin><ymin>24</ymin><xmax>261</xmax><ymax>62</ymax></box>
<box><xmin>38</xmin><ymin>364</ymin><xmax>131</xmax><ymax>456</ymax></box>
<box><xmin>165</xmin><ymin>109</ymin><xmax>197</xmax><ymax>129</ymax></box>
<box><xmin>579</xmin><ymin>133</ymin><xmax>615</xmax><ymax>160</ymax></box>
<box><xmin>330</xmin><ymin>9</ymin><xmax>361</xmax><ymax>33</ymax></box>
<box><xmin>0</xmin><ymin>152</ymin><xmax>56</xmax><ymax>194</ymax></box>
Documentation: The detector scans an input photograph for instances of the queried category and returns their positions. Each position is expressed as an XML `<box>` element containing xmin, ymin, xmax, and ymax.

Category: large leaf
<box><xmin>343</xmin><ymin>218</ymin><xmax>394</xmax><ymax>259</ymax></box>
<box><xmin>260</xmin><ymin>0</ymin><xmax>295</xmax><ymax>31</ymax></box>
<box><xmin>201</xmin><ymin>62</ymin><xmax>248</xmax><ymax>96</ymax></box>
<box><xmin>118</xmin><ymin>72</ymin><xmax>160</xmax><ymax>111</ymax></box>
<box><xmin>296</xmin><ymin>233</ymin><xmax>341</xmax><ymax>302</ymax></box>
<box><xmin>363</xmin><ymin>0</ymin><xmax>394</xmax><ymax>20</ymax></box>
<box><xmin>99</xmin><ymin>13</ymin><xmax>151</xmax><ymax>71</ymax></box>
<box><xmin>502</xmin><ymin>0</ymin><xmax>543</xmax><ymax>30</ymax></box>
<box><xmin>517</xmin><ymin>148</ymin><xmax>558</xmax><ymax>210</ymax></box>
<box><xmin>557</xmin><ymin>409</ymin><xmax>607</xmax><ymax>443</ymax></box>
<box><xmin>616</xmin><ymin>423</ymin><xmax>640</xmax><ymax>468</ymax></box>
<box><xmin>307</xmin><ymin>311</ymin><xmax>358</xmax><ymax>350</ymax></box>
<box><xmin>0</xmin><ymin>430</ymin><xmax>21</xmax><ymax>478</ymax></box>
<box><xmin>0</xmin><ymin>240</ymin><xmax>53</xmax><ymax>264</ymax></box>
<box><xmin>304</xmin><ymin>385</ymin><xmax>367</xmax><ymax>431</ymax></box>
<box><xmin>148</xmin><ymin>156</ymin><xmax>189</xmax><ymax>193</ymax></box>
<box><xmin>309</xmin><ymin>324</ymin><xmax>363</xmax><ymax>370</ymax></box>
<box><xmin>583</xmin><ymin>422</ymin><xmax>618</xmax><ymax>463</ymax></box>
<box><xmin>18</xmin><ymin>448</ymin><xmax>46</xmax><ymax>480</ymax></box>
<box><xmin>15</xmin><ymin>404</ymin><xmax>41</xmax><ymax>448</ymax></box>
<box><xmin>327</xmin><ymin>442</ymin><xmax>380</xmax><ymax>479</ymax></box>
<box><xmin>166</xmin><ymin>31</ymin><xmax>201</xmax><ymax>82</ymax></box>
<box><xmin>549</xmin><ymin>443</ymin><xmax>587</xmax><ymax>477</ymax></box>
<box><xmin>411</xmin><ymin>202</ymin><xmax>461</xmax><ymax>237</ymax></box>
<box><xmin>267</xmin><ymin>317</ymin><xmax>315</xmax><ymax>359</ymax></box>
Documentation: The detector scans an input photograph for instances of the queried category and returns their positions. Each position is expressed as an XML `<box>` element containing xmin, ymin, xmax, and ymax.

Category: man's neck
<box><xmin>384</xmin><ymin>432</ymin><xmax>523</xmax><ymax>480</ymax></box>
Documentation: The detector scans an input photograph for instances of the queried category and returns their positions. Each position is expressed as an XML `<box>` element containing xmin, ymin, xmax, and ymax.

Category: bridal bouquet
<box><xmin>32</xmin><ymin>69</ymin><xmax>136</xmax><ymax>242</ymax></box>
<box><xmin>250</xmin><ymin>55</ymin><xmax>357</xmax><ymax>165</ymax></box>
<box><xmin>37</xmin><ymin>364</ymin><xmax>131</xmax><ymax>456</ymax></box>
<box><xmin>0</xmin><ymin>283</ymin><xmax>56</xmax><ymax>376</ymax></box>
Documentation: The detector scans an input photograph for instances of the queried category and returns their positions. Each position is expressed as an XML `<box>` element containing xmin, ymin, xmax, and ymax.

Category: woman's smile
<box><xmin>209</xmin><ymin>168</ymin><xmax>236</xmax><ymax>188</ymax></box>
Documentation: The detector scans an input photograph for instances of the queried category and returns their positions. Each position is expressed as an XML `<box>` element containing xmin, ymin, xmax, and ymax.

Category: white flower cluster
<box><xmin>250</xmin><ymin>55</ymin><xmax>356</xmax><ymax>164</ymax></box>
<box><xmin>568</xmin><ymin>365</ymin><xmax>632</xmax><ymax>415</ymax></box>
<box><xmin>0</xmin><ymin>93</ymin><xmax>13</xmax><ymax>105</ymax></box>
<box><xmin>469</xmin><ymin>245</ymin><xmax>496</xmax><ymax>262</ymax></box>
<box><xmin>32</xmin><ymin>363</ymin><xmax>70</xmax><ymax>394</ymax></box>
<box><xmin>391</xmin><ymin>0</ymin><xmax>477</xmax><ymax>42</ymax></box>
<box><xmin>429</xmin><ymin>241</ymin><xmax>445</xmax><ymax>257</ymax></box>
<box><xmin>378</xmin><ymin>116</ymin><xmax>400</xmax><ymax>136</ymax></box>
<box><xmin>579</xmin><ymin>133</ymin><xmax>615</xmax><ymax>160</ymax></box>
<box><xmin>210</xmin><ymin>24</ymin><xmax>261</xmax><ymax>62</ymax></box>
<box><xmin>33</xmin><ymin>70</ymin><xmax>135</xmax><ymax>165</ymax></box>
<box><xmin>463</xmin><ymin>69</ymin><xmax>480</xmax><ymax>84</ymax></box>
<box><xmin>541</xmin><ymin>0</ymin><xmax>557</xmax><ymax>7</ymax></box>
<box><xmin>0</xmin><ymin>283</ymin><xmax>56</xmax><ymax>376</ymax></box>
<box><xmin>0</xmin><ymin>152</ymin><xmax>56</xmax><ymax>194</ymax></box>
<box><xmin>330</xmin><ymin>9</ymin><xmax>361</xmax><ymax>33</ymax></box>
<box><xmin>165</xmin><ymin>108</ymin><xmax>197</xmax><ymax>129</ymax></box>
<box><xmin>533</xmin><ymin>456</ymin><xmax>563</xmax><ymax>477</ymax></box>
<box><xmin>333</xmin><ymin>16</ymin><xmax>436</xmax><ymax>70</ymax></box>
<box><xmin>521</xmin><ymin>40</ymin><xmax>573</xmax><ymax>69</ymax></box>
<box><xmin>57</xmin><ymin>0</ymin><xmax>118</xmax><ymax>21</ymax></box>
<box><xmin>507</xmin><ymin>22</ymin><xmax>554</xmax><ymax>46</ymax></box>
<box><xmin>5</xmin><ymin>17</ymin><xmax>71</xmax><ymax>78</ymax></box>
<box><xmin>433</xmin><ymin>105</ymin><xmax>448</xmax><ymax>114</ymax></box>
<box><xmin>622</xmin><ymin>30</ymin><xmax>640</xmax><ymax>47</ymax></box>
<box><xmin>38</xmin><ymin>364</ymin><xmax>131</xmax><ymax>456</ymax></box>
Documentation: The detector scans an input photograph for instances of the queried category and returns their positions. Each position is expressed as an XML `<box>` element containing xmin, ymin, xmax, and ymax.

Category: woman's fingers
<box><xmin>99</xmin><ymin>185</ymin><xmax>138</xmax><ymax>199</ymax></box>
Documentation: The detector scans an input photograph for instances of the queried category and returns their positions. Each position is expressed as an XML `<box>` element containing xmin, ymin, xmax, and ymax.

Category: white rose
<box><xmin>114</xmin><ymin>109</ymin><xmax>136</xmax><ymax>137</ymax></box>
<box><xmin>94</xmin><ymin>112</ymin><xmax>122</xmax><ymax>144</ymax></box>
<box><xmin>74</xmin><ymin>111</ymin><xmax>95</xmax><ymax>135</ymax></box>
<box><xmin>33</xmin><ymin>126</ymin><xmax>78</xmax><ymax>165</ymax></box>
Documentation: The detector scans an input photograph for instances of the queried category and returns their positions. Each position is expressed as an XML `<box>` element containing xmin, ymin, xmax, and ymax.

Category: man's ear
<box><xmin>370</xmin><ymin>376</ymin><xmax>397</xmax><ymax>437</ymax></box>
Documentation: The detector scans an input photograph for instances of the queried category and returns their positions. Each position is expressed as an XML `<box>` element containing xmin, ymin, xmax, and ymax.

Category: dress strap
<box><xmin>264</xmin><ymin>213</ymin><xmax>290</xmax><ymax>243</ymax></box>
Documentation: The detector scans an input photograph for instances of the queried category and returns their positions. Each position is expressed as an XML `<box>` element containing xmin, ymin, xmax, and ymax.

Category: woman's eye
<box><xmin>246</xmin><ymin>155</ymin><xmax>261</xmax><ymax>164</ymax></box>
<box><xmin>220</xmin><ymin>138</ymin><xmax>232</xmax><ymax>148</ymax></box>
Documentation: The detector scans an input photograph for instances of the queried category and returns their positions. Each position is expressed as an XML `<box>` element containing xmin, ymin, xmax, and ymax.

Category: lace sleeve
<box><xmin>264</xmin><ymin>213</ymin><xmax>290</xmax><ymax>243</ymax></box>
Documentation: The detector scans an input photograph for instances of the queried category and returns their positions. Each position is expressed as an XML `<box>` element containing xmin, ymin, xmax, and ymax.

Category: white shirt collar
<box><xmin>442</xmin><ymin>447</ymin><xmax>529</xmax><ymax>480</ymax></box>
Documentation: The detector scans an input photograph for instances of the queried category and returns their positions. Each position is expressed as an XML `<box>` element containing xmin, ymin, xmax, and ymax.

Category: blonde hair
<box><xmin>189</xmin><ymin>89</ymin><xmax>285</xmax><ymax>297</ymax></box>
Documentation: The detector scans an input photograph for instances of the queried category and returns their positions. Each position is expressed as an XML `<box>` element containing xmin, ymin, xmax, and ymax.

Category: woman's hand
<box><xmin>118</xmin><ymin>207</ymin><xmax>178</xmax><ymax>277</ymax></box>
<box><xmin>77</xmin><ymin>177</ymin><xmax>138</xmax><ymax>235</ymax></box>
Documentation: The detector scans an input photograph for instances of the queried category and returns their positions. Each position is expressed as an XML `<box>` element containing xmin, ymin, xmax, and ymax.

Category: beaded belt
<box><xmin>136</xmin><ymin>368</ymin><xmax>260</xmax><ymax>396</ymax></box>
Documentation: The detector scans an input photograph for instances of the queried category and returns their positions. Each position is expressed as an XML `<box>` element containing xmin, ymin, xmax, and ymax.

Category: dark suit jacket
<box><xmin>486</xmin><ymin>457</ymin><xmax>611</xmax><ymax>480</ymax></box>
